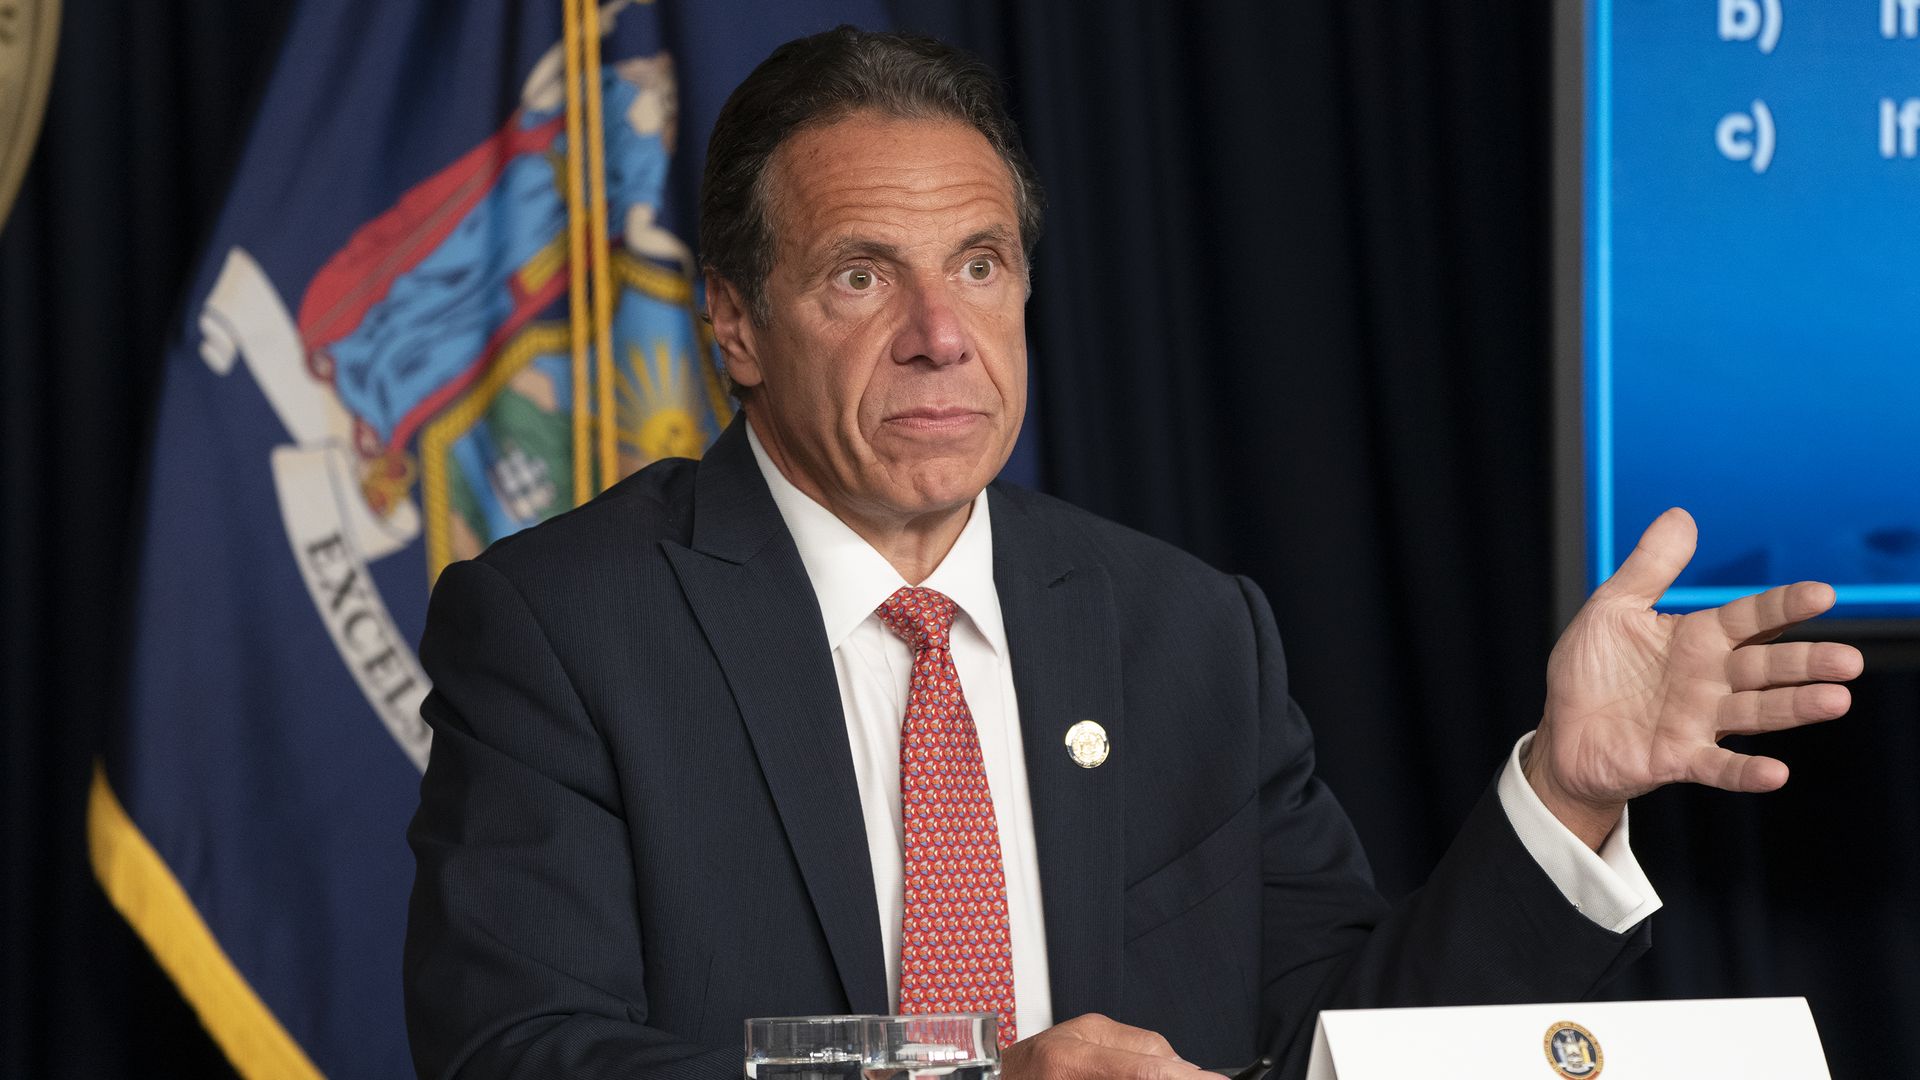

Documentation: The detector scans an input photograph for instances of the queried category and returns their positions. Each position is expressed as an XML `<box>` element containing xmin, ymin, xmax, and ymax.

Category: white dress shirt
<box><xmin>745</xmin><ymin>421</ymin><xmax>1660</xmax><ymax>1039</ymax></box>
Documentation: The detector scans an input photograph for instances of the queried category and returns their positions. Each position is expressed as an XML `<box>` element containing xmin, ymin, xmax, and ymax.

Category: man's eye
<box><xmin>965</xmin><ymin>258</ymin><xmax>994</xmax><ymax>281</ymax></box>
<box><xmin>839</xmin><ymin>268</ymin><xmax>876</xmax><ymax>291</ymax></box>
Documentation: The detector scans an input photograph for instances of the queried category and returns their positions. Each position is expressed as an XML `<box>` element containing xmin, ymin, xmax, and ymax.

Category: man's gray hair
<box><xmin>699</xmin><ymin>27</ymin><xmax>1045</xmax><ymax>323</ymax></box>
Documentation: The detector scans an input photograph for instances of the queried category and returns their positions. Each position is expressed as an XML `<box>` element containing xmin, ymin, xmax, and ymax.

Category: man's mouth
<box><xmin>883</xmin><ymin>407</ymin><xmax>986</xmax><ymax>432</ymax></box>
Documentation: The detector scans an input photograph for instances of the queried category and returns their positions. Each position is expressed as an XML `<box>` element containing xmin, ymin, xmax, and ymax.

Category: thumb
<box><xmin>1598</xmin><ymin>507</ymin><xmax>1697</xmax><ymax>606</ymax></box>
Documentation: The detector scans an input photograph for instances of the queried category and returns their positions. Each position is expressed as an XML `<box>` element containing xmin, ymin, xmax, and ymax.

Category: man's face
<box><xmin>715</xmin><ymin>112</ymin><xmax>1028</xmax><ymax>534</ymax></box>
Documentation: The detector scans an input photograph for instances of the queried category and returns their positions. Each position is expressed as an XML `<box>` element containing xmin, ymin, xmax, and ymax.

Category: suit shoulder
<box><xmin>994</xmin><ymin>484</ymin><xmax>1246</xmax><ymax>606</ymax></box>
<box><xmin>467</xmin><ymin>453</ymin><xmax>698</xmax><ymax>584</ymax></box>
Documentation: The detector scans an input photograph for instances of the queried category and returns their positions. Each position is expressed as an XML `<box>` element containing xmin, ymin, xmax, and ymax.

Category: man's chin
<box><xmin>867</xmin><ymin>468</ymin><xmax>997</xmax><ymax>524</ymax></box>
<box><xmin>889</xmin><ymin>447</ymin><xmax>1012</xmax><ymax>498</ymax></box>
<box><xmin>894</xmin><ymin>483</ymin><xmax>987</xmax><ymax>519</ymax></box>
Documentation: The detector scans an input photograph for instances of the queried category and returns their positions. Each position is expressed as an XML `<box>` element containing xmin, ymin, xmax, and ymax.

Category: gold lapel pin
<box><xmin>1064</xmin><ymin>720</ymin><xmax>1109</xmax><ymax>768</ymax></box>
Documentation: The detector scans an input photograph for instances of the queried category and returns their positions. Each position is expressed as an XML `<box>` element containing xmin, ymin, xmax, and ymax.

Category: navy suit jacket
<box><xmin>404</xmin><ymin>418</ymin><xmax>1648</xmax><ymax>1080</ymax></box>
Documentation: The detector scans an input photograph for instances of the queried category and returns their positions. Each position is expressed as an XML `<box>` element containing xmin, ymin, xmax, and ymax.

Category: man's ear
<box><xmin>705</xmin><ymin>272</ymin><xmax>764</xmax><ymax>391</ymax></box>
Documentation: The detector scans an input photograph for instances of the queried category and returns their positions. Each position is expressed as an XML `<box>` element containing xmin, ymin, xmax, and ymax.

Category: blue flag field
<box><xmin>89</xmin><ymin>1</ymin><xmax>886</xmax><ymax>1075</ymax></box>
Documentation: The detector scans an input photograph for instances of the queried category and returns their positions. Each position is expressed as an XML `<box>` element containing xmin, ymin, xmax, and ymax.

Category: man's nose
<box><xmin>890</xmin><ymin>278</ymin><xmax>969</xmax><ymax>368</ymax></box>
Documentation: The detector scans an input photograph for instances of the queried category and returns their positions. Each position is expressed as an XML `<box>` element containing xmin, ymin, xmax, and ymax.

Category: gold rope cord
<box><xmin>562</xmin><ymin>0</ymin><xmax>593</xmax><ymax>505</ymax></box>
<box><xmin>580</xmin><ymin>0</ymin><xmax>619</xmax><ymax>494</ymax></box>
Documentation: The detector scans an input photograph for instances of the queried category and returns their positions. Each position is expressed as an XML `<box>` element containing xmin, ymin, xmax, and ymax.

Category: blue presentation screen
<box><xmin>1585</xmin><ymin>0</ymin><xmax>1920</xmax><ymax>618</ymax></box>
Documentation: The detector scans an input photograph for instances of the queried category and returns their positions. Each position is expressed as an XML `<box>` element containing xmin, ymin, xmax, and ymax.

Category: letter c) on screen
<box><xmin>1716</xmin><ymin>101</ymin><xmax>1774</xmax><ymax>174</ymax></box>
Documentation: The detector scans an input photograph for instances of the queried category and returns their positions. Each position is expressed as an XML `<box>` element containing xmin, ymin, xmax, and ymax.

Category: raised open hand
<box><xmin>1527</xmin><ymin>508</ymin><xmax>1864</xmax><ymax>848</ymax></box>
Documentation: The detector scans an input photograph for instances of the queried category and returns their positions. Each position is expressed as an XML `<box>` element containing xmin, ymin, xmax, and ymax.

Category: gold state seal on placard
<box><xmin>1542</xmin><ymin>1020</ymin><xmax>1603</xmax><ymax>1078</ymax></box>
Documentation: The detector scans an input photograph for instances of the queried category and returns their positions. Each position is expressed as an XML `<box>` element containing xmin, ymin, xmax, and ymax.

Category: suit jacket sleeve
<box><xmin>404</xmin><ymin>559</ymin><xmax>737</xmax><ymax>1080</ymax></box>
<box><xmin>1237</xmin><ymin>576</ymin><xmax>1652</xmax><ymax>1076</ymax></box>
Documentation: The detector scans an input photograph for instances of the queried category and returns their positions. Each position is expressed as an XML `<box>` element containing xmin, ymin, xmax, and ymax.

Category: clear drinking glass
<box><xmin>860</xmin><ymin>1013</ymin><xmax>1001</xmax><ymax>1080</ymax></box>
<box><xmin>744</xmin><ymin>1015</ymin><xmax>867</xmax><ymax>1079</ymax></box>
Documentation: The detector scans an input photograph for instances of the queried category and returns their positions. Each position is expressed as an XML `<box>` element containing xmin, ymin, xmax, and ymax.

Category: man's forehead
<box><xmin>764</xmin><ymin>112</ymin><xmax>1022</xmax><ymax>259</ymax></box>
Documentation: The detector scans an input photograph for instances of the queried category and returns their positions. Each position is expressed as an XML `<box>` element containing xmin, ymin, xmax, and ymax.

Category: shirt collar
<box><xmin>745</xmin><ymin>419</ymin><xmax>1007</xmax><ymax>657</ymax></box>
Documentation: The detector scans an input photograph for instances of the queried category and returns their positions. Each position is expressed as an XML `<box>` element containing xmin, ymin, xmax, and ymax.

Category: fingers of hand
<box><xmin>1716</xmin><ymin>682</ymin><xmax>1852</xmax><ymax>735</ymax></box>
<box><xmin>1599</xmin><ymin>507</ymin><xmax>1698</xmax><ymax>605</ymax></box>
<box><xmin>1086</xmin><ymin>1047</ymin><xmax>1202</xmax><ymax>1080</ymax></box>
<box><xmin>1726</xmin><ymin>640</ymin><xmax>1865</xmax><ymax>691</ymax></box>
<box><xmin>1009</xmin><ymin>1015</ymin><xmax>1199</xmax><ymax>1080</ymax></box>
<box><xmin>1008</xmin><ymin>1038</ymin><xmax>1201</xmax><ymax>1080</ymax></box>
<box><xmin>1689</xmin><ymin>745</ymin><xmax>1789</xmax><ymax>793</ymax></box>
<box><xmin>1052</xmin><ymin>1014</ymin><xmax>1183</xmax><ymax>1060</ymax></box>
<box><xmin>1714</xmin><ymin>580</ymin><xmax>1838</xmax><ymax>647</ymax></box>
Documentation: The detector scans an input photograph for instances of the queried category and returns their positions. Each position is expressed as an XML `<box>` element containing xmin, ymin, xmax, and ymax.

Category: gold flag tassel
<box><xmin>580</xmin><ymin>0</ymin><xmax>619</xmax><ymax>496</ymax></box>
<box><xmin>561</xmin><ymin>0</ymin><xmax>593</xmax><ymax>505</ymax></box>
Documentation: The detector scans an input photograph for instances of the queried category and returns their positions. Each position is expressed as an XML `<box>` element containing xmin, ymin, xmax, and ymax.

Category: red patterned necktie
<box><xmin>875</xmin><ymin>586</ymin><xmax>1017</xmax><ymax>1049</ymax></box>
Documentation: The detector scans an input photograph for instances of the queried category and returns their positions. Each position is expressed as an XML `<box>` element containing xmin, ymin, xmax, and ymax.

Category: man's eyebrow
<box><xmin>810</xmin><ymin>224</ymin><xmax>1021</xmax><ymax>263</ymax></box>
<box><xmin>808</xmin><ymin>227</ymin><xmax>1024</xmax><ymax>276</ymax></box>
<box><xmin>958</xmin><ymin>226</ymin><xmax>1021</xmax><ymax>260</ymax></box>
<box><xmin>817</xmin><ymin>236</ymin><xmax>907</xmax><ymax>270</ymax></box>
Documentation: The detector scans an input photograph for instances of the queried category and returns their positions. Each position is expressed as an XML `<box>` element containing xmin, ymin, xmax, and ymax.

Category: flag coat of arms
<box><xmin>91</xmin><ymin>1</ymin><xmax>885</xmax><ymax>1076</ymax></box>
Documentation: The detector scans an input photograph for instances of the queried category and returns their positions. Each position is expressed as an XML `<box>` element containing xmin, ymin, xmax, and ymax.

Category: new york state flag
<box><xmin>90</xmin><ymin>2</ymin><xmax>883</xmax><ymax>1076</ymax></box>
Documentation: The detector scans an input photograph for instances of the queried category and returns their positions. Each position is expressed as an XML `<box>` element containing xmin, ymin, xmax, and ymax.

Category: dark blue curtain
<box><xmin>4</xmin><ymin>2</ymin><xmax>1913</xmax><ymax>1077</ymax></box>
<box><xmin>0</xmin><ymin>3</ymin><xmax>292</xmax><ymax>1076</ymax></box>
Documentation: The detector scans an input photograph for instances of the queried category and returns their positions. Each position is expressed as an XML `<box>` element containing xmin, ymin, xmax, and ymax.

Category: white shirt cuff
<box><xmin>1495</xmin><ymin>731</ymin><xmax>1663</xmax><ymax>934</ymax></box>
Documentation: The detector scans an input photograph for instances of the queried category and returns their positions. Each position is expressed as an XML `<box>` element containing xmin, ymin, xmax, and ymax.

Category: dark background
<box><xmin>3</xmin><ymin>1</ymin><xmax>1913</xmax><ymax>1076</ymax></box>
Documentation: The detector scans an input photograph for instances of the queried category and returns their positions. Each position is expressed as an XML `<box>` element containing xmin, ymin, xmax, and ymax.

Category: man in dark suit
<box><xmin>404</xmin><ymin>28</ymin><xmax>1861</xmax><ymax>1080</ymax></box>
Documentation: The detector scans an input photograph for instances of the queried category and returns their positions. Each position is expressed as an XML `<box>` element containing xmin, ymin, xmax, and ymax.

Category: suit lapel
<box><xmin>663</xmin><ymin>420</ymin><xmax>888</xmax><ymax>1014</ymax></box>
<box><xmin>990</xmin><ymin>486</ymin><xmax>1126</xmax><ymax>1022</ymax></box>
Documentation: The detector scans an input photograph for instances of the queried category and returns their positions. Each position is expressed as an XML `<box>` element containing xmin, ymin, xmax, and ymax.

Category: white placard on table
<box><xmin>1306</xmin><ymin>996</ymin><xmax>1828</xmax><ymax>1079</ymax></box>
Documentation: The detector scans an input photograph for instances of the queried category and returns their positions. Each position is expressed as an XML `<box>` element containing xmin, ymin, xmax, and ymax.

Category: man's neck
<box><xmin>849</xmin><ymin>508</ymin><xmax>970</xmax><ymax>585</ymax></box>
<box><xmin>745</xmin><ymin>415</ymin><xmax>972</xmax><ymax>585</ymax></box>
